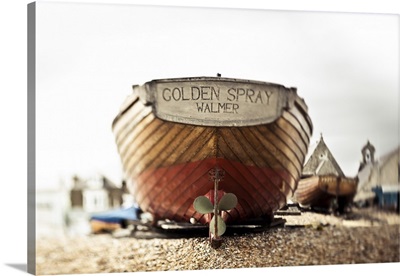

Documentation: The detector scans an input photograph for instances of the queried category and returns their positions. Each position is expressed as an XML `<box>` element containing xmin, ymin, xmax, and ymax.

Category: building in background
<box><xmin>355</xmin><ymin>141</ymin><xmax>400</xmax><ymax>211</ymax></box>
<box><xmin>36</xmin><ymin>174</ymin><xmax>132</xmax><ymax>237</ymax></box>
<box><xmin>301</xmin><ymin>134</ymin><xmax>345</xmax><ymax>178</ymax></box>
<box><xmin>70</xmin><ymin>175</ymin><xmax>128</xmax><ymax>213</ymax></box>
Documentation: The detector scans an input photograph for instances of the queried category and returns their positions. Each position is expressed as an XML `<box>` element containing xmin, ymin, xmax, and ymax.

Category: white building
<box><xmin>355</xmin><ymin>141</ymin><xmax>400</xmax><ymax>209</ymax></box>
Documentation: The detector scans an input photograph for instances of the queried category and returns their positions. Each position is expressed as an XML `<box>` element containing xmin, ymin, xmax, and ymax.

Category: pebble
<box><xmin>36</xmin><ymin>207</ymin><xmax>400</xmax><ymax>275</ymax></box>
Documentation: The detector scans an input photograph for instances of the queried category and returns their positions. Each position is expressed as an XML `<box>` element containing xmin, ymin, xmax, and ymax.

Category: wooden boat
<box><xmin>294</xmin><ymin>174</ymin><xmax>358</xmax><ymax>211</ymax></box>
<box><xmin>112</xmin><ymin>76</ymin><xmax>313</xmax><ymax>231</ymax></box>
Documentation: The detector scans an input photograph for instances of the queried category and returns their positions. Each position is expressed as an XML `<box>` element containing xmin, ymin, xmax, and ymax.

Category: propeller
<box><xmin>193</xmin><ymin>192</ymin><xmax>238</xmax><ymax>236</ymax></box>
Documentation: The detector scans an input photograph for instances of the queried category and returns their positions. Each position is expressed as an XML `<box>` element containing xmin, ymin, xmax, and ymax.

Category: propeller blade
<box><xmin>193</xmin><ymin>196</ymin><xmax>213</xmax><ymax>214</ymax></box>
<box><xmin>218</xmin><ymin>193</ymin><xmax>238</xmax><ymax>211</ymax></box>
<box><xmin>209</xmin><ymin>215</ymin><xmax>226</xmax><ymax>236</ymax></box>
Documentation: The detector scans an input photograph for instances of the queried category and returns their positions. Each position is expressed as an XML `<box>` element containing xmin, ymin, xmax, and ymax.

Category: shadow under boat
<box><xmin>89</xmin><ymin>203</ymin><xmax>306</xmax><ymax>239</ymax></box>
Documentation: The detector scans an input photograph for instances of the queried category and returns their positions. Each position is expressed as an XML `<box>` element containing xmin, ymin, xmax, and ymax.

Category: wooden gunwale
<box><xmin>292</xmin><ymin>100</ymin><xmax>313</xmax><ymax>136</ymax></box>
<box><xmin>112</xmin><ymin>96</ymin><xmax>147</xmax><ymax>133</ymax></box>
<box><xmin>112</xmin><ymin>94</ymin><xmax>139</xmax><ymax>129</ymax></box>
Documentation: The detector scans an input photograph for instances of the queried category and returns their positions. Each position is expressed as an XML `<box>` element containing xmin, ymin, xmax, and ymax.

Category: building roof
<box><xmin>302</xmin><ymin>134</ymin><xmax>344</xmax><ymax>177</ymax></box>
<box><xmin>102</xmin><ymin>176</ymin><xmax>119</xmax><ymax>190</ymax></box>
<box><xmin>377</xmin><ymin>146</ymin><xmax>400</xmax><ymax>171</ymax></box>
<box><xmin>71</xmin><ymin>174</ymin><xmax>120</xmax><ymax>190</ymax></box>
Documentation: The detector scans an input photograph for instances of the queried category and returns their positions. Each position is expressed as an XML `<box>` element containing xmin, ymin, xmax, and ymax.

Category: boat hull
<box><xmin>294</xmin><ymin>175</ymin><xmax>358</xmax><ymax>210</ymax></box>
<box><xmin>112</xmin><ymin>77</ymin><xmax>313</xmax><ymax>224</ymax></box>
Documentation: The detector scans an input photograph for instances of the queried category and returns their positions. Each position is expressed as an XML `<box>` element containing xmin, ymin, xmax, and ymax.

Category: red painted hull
<box><xmin>134</xmin><ymin>158</ymin><xmax>290</xmax><ymax>224</ymax></box>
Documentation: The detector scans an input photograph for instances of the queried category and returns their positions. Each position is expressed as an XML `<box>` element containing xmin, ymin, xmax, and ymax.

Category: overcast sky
<box><xmin>35</xmin><ymin>1</ymin><xmax>399</xmax><ymax>189</ymax></box>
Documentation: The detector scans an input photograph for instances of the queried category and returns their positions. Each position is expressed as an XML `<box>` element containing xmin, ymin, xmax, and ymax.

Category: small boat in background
<box><xmin>112</xmin><ymin>76</ymin><xmax>313</xmax><ymax>243</ymax></box>
<box><xmin>90</xmin><ymin>206</ymin><xmax>142</xmax><ymax>234</ymax></box>
<box><xmin>294</xmin><ymin>174</ymin><xmax>358</xmax><ymax>213</ymax></box>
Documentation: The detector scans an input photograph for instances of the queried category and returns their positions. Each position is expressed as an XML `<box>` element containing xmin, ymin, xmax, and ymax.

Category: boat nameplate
<box><xmin>137</xmin><ymin>78</ymin><xmax>296</xmax><ymax>127</ymax></box>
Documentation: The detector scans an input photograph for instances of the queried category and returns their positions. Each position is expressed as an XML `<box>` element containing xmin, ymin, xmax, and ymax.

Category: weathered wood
<box><xmin>113</xmin><ymin>77</ymin><xmax>313</xmax><ymax>225</ymax></box>
<box><xmin>294</xmin><ymin>175</ymin><xmax>358</xmax><ymax>209</ymax></box>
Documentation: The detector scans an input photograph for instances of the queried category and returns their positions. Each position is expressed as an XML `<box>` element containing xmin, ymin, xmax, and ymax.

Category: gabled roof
<box><xmin>302</xmin><ymin>135</ymin><xmax>344</xmax><ymax>177</ymax></box>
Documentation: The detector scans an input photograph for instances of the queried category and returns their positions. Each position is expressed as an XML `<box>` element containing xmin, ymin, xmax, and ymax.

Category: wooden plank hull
<box><xmin>294</xmin><ymin>175</ymin><xmax>358</xmax><ymax>210</ymax></box>
<box><xmin>112</xmin><ymin>77</ymin><xmax>313</xmax><ymax>224</ymax></box>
